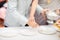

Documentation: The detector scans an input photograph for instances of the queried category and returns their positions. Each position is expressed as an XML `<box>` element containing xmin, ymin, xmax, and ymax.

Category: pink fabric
<box><xmin>0</xmin><ymin>7</ymin><xmax>6</xmax><ymax>19</ymax></box>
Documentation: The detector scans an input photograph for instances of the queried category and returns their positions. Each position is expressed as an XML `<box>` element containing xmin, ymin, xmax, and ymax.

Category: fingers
<box><xmin>27</xmin><ymin>18</ymin><xmax>39</xmax><ymax>28</ymax></box>
<box><xmin>28</xmin><ymin>21</ymin><xmax>39</xmax><ymax>28</ymax></box>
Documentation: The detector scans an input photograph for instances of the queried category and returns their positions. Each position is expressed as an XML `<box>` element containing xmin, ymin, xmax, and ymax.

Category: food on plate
<box><xmin>54</xmin><ymin>19</ymin><xmax>60</xmax><ymax>30</ymax></box>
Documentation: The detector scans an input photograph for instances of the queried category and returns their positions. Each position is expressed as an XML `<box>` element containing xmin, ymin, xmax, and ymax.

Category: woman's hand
<box><xmin>27</xmin><ymin>0</ymin><xmax>38</xmax><ymax>28</ymax></box>
<box><xmin>42</xmin><ymin>9</ymin><xmax>49</xmax><ymax>14</ymax></box>
<box><xmin>27</xmin><ymin>9</ymin><xmax>49</xmax><ymax>28</ymax></box>
<box><xmin>27</xmin><ymin>16</ymin><xmax>39</xmax><ymax>28</ymax></box>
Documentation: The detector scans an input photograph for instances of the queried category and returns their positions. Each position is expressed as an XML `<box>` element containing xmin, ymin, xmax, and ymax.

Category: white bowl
<box><xmin>46</xmin><ymin>11</ymin><xmax>58</xmax><ymax>20</ymax></box>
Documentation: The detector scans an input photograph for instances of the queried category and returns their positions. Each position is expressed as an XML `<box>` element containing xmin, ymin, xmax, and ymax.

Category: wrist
<box><xmin>30</xmin><ymin>15</ymin><xmax>34</xmax><ymax>17</ymax></box>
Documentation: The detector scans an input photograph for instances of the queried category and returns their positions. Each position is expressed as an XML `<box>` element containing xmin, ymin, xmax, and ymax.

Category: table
<box><xmin>0</xmin><ymin>26</ymin><xmax>60</xmax><ymax>40</ymax></box>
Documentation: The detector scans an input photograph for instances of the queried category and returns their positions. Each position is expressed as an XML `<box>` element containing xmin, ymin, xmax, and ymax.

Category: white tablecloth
<box><xmin>0</xmin><ymin>27</ymin><xmax>60</xmax><ymax>40</ymax></box>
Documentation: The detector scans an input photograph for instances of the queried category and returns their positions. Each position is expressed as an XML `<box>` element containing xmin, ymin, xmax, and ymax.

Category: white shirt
<box><xmin>5</xmin><ymin>0</ymin><xmax>32</xmax><ymax>27</ymax></box>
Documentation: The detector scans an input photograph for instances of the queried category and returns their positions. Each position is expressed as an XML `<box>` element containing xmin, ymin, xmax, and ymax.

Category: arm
<box><xmin>27</xmin><ymin>1</ymin><xmax>48</xmax><ymax>27</ymax></box>
<box><xmin>30</xmin><ymin>0</ymin><xmax>38</xmax><ymax>17</ymax></box>
<box><xmin>27</xmin><ymin>0</ymin><xmax>39</xmax><ymax>28</ymax></box>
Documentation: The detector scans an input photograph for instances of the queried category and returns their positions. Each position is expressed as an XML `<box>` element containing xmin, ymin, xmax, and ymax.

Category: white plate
<box><xmin>0</xmin><ymin>28</ymin><xmax>19</xmax><ymax>37</ymax></box>
<box><xmin>38</xmin><ymin>25</ymin><xmax>57</xmax><ymax>35</ymax></box>
<box><xmin>19</xmin><ymin>27</ymin><xmax>36</xmax><ymax>36</ymax></box>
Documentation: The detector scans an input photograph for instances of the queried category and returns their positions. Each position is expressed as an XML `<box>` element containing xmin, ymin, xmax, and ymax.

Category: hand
<box><xmin>42</xmin><ymin>9</ymin><xmax>49</xmax><ymax>14</ymax></box>
<box><xmin>55</xmin><ymin>9</ymin><xmax>60</xmax><ymax>15</ymax></box>
<box><xmin>27</xmin><ymin>17</ymin><xmax>39</xmax><ymax>28</ymax></box>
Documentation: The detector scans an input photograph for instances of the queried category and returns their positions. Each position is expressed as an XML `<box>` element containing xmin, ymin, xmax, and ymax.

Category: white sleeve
<box><xmin>5</xmin><ymin>0</ymin><xmax>28</xmax><ymax>26</ymax></box>
<box><xmin>7</xmin><ymin>0</ymin><xmax>17</xmax><ymax>9</ymax></box>
<box><xmin>36</xmin><ymin>4</ymin><xmax>43</xmax><ymax>14</ymax></box>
